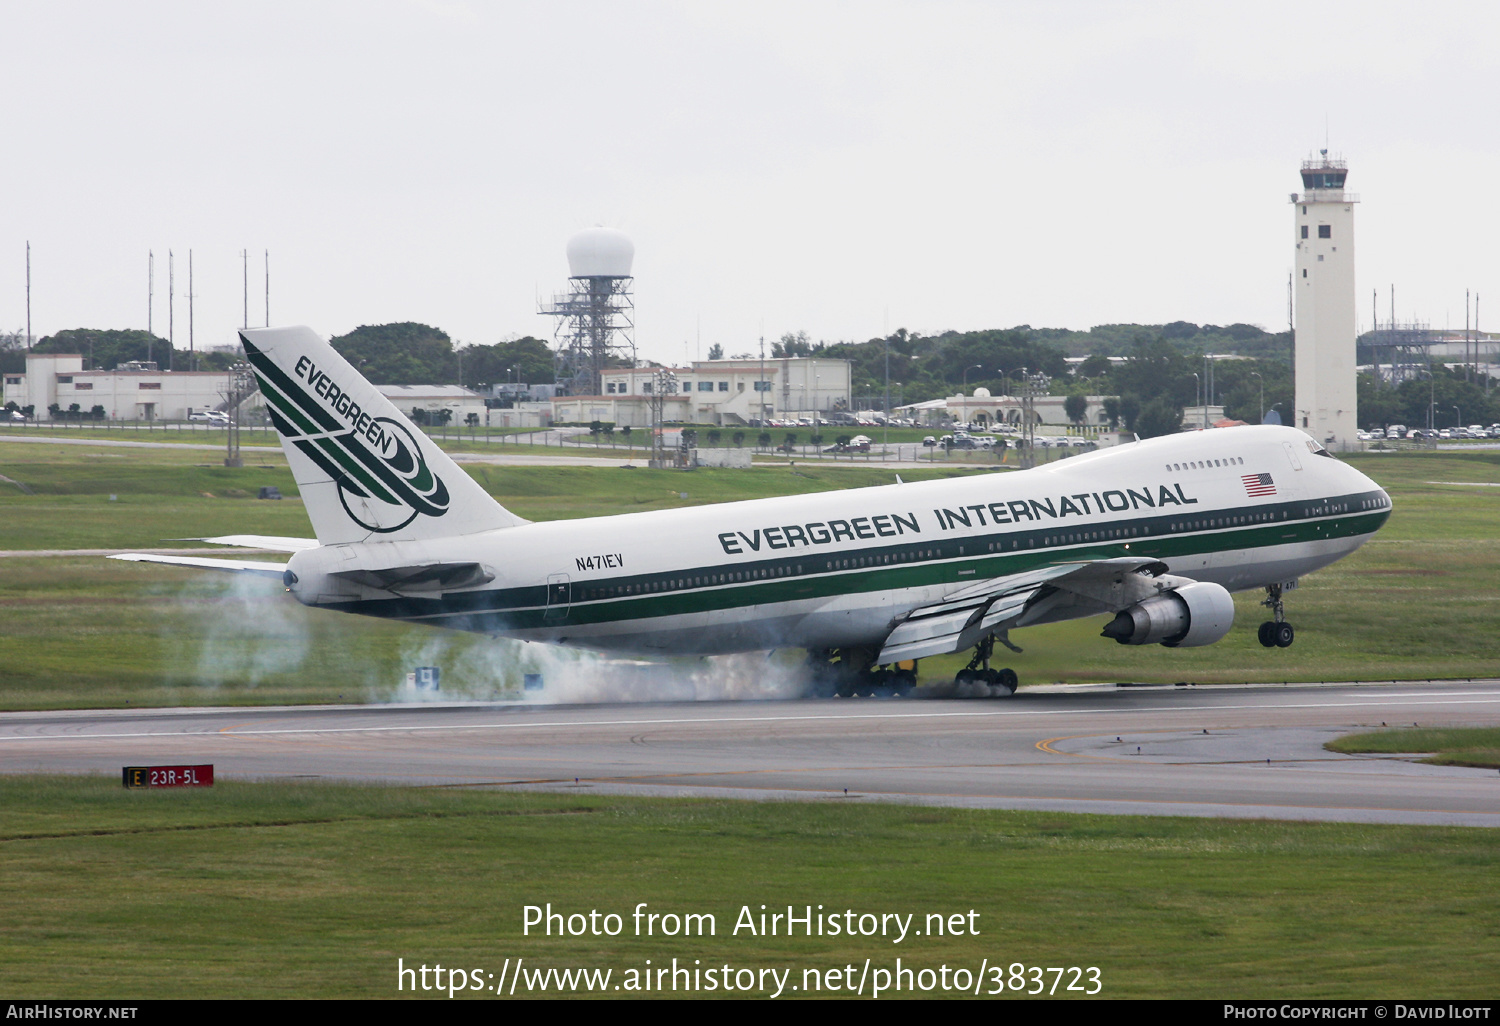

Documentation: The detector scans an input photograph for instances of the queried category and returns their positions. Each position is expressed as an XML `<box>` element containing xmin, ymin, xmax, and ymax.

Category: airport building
<box><xmin>1293</xmin><ymin>151</ymin><xmax>1359</xmax><ymax>450</ymax></box>
<box><xmin>4</xmin><ymin>353</ymin><xmax>235</xmax><ymax>420</ymax></box>
<box><xmin>551</xmin><ymin>357</ymin><xmax>852</xmax><ymax>427</ymax></box>
<box><xmin>898</xmin><ymin>388</ymin><xmax>1115</xmax><ymax>430</ymax></box>
<box><xmin>374</xmin><ymin>384</ymin><xmax>488</xmax><ymax>425</ymax></box>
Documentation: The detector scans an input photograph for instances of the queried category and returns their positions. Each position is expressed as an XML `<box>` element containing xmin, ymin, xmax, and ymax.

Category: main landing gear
<box><xmin>805</xmin><ymin>647</ymin><xmax>917</xmax><ymax>698</ymax></box>
<box><xmin>1257</xmin><ymin>583</ymin><xmax>1295</xmax><ymax>649</ymax></box>
<box><xmin>953</xmin><ymin>633</ymin><xmax>1019</xmax><ymax>695</ymax></box>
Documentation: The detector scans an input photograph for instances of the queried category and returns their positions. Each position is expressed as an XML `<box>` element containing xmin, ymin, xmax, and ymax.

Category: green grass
<box><xmin>1</xmin><ymin>447</ymin><xmax>1497</xmax><ymax>709</ymax></box>
<box><xmin>1326</xmin><ymin>727</ymin><xmax>1500</xmax><ymax>769</ymax></box>
<box><xmin>0</xmin><ymin>421</ymin><xmax>283</xmax><ymax>445</ymax></box>
<box><xmin>1</xmin><ymin>775</ymin><xmax>1497</xmax><ymax>998</ymax></box>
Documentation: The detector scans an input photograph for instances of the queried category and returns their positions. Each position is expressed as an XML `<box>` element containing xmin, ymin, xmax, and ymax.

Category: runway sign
<box><xmin>122</xmin><ymin>765</ymin><xmax>214</xmax><ymax>789</ymax></box>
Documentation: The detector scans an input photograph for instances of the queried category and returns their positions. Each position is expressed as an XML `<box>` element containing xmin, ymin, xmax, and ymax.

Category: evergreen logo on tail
<box><xmin>243</xmin><ymin>337</ymin><xmax>450</xmax><ymax>533</ymax></box>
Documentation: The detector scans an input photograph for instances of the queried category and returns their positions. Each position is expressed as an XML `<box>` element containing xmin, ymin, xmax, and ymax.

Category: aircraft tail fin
<box><xmin>240</xmin><ymin>326</ymin><xmax>526</xmax><ymax>546</ymax></box>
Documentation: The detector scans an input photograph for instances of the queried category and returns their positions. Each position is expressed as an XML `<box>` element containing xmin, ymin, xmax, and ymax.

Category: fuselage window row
<box><xmin>1166</xmin><ymin>457</ymin><xmax>1245</xmax><ymax>472</ymax></box>
<box><xmin>567</xmin><ymin>489</ymin><xmax>1385</xmax><ymax>606</ymax></box>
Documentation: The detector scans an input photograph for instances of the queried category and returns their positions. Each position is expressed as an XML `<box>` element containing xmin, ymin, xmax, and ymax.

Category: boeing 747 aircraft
<box><xmin>114</xmin><ymin>326</ymin><xmax>1392</xmax><ymax>694</ymax></box>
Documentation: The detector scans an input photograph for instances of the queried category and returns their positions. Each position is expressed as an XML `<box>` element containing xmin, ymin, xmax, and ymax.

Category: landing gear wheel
<box><xmin>1257</xmin><ymin>621</ymin><xmax>1278</xmax><ymax>648</ymax></box>
<box><xmin>996</xmin><ymin>668</ymin><xmax>1018</xmax><ymax>694</ymax></box>
<box><xmin>891</xmin><ymin>669</ymin><xmax>916</xmax><ymax>695</ymax></box>
<box><xmin>807</xmin><ymin>647</ymin><xmax>879</xmax><ymax>699</ymax></box>
<box><xmin>1273</xmin><ymin>622</ymin><xmax>1295</xmax><ymax>648</ymax></box>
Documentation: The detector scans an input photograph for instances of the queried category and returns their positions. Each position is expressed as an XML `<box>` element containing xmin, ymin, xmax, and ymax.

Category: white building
<box><xmin>375</xmin><ymin>384</ymin><xmax>488</xmax><ymax>425</ymax></box>
<box><xmin>1293</xmin><ymin>152</ymin><xmax>1359</xmax><ymax>450</ymax></box>
<box><xmin>899</xmin><ymin>388</ymin><xmax>1115</xmax><ymax>430</ymax></box>
<box><xmin>3</xmin><ymin>353</ymin><xmax>235</xmax><ymax>421</ymax></box>
<box><xmin>553</xmin><ymin>356</ymin><xmax>851</xmax><ymax>427</ymax></box>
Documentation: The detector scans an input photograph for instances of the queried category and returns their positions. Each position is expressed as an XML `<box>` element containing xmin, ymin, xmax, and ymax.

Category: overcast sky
<box><xmin>2</xmin><ymin>1</ymin><xmax>1495</xmax><ymax>366</ymax></box>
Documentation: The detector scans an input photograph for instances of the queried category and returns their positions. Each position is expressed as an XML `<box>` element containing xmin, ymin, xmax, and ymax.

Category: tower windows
<box><xmin>1318</xmin><ymin>225</ymin><xmax>1332</xmax><ymax>239</ymax></box>
<box><xmin>1301</xmin><ymin>225</ymin><xmax>1309</xmax><ymax>239</ymax></box>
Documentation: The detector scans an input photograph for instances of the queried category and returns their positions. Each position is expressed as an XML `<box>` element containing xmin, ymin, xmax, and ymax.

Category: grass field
<box><xmin>1326</xmin><ymin>727</ymin><xmax>1500</xmax><ymax>769</ymax></box>
<box><xmin>0</xmin><ymin>444</ymin><xmax>1497</xmax><ymax>710</ymax></box>
<box><xmin>1</xmin><ymin>775</ymin><xmax>1497</xmax><ymax>999</ymax></box>
<box><xmin>4</xmin><ymin>445</ymin><xmax>1499</xmax><ymax>1001</ymax></box>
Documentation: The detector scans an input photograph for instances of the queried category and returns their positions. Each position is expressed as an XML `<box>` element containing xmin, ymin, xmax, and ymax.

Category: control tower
<box><xmin>1292</xmin><ymin>151</ymin><xmax>1359</xmax><ymax>449</ymax></box>
<box><xmin>540</xmin><ymin>227</ymin><xmax>635</xmax><ymax>397</ymax></box>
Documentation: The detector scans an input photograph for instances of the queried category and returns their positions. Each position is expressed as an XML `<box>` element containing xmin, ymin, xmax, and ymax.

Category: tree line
<box><xmin>8</xmin><ymin>319</ymin><xmax>1491</xmax><ymax>434</ymax></box>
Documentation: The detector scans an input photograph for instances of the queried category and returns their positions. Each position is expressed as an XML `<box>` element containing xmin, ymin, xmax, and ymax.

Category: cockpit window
<box><xmin>1306</xmin><ymin>439</ymin><xmax>1336</xmax><ymax>459</ymax></box>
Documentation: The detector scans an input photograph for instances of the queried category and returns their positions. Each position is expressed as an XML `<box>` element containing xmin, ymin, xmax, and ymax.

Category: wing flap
<box><xmin>877</xmin><ymin>557</ymin><xmax>1170</xmax><ymax>664</ymax></box>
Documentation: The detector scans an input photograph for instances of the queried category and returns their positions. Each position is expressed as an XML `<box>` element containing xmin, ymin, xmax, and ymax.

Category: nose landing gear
<box><xmin>1257</xmin><ymin>583</ymin><xmax>1295</xmax><ymax>648</ymax></box>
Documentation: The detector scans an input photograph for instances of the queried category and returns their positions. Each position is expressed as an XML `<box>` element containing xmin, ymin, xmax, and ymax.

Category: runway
<box><xmin>4</xmin><ymin>681</ymin><xmax>1500</xmax><ymax>827</ymax></box>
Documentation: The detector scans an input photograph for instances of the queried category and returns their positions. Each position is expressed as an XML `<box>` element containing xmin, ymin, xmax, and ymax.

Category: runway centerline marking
<box><xmin>4</xmin><ymin>691</ymin><xmax>1500</xmax><ymax>744</ymax></box>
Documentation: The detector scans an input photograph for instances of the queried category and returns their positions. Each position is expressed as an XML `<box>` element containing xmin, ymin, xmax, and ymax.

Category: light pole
<box><xmin>1250</xmin><ymin>371</ymin><xmax>1264</xmax><ymax>423</ymax></box>
<box><xmin>1454</xmin><ymin>405</ymin><xmax>1462</xmax><ymax>429</ymax></box>
<box><xmin>961</xmin><ymin>364</ymin><xmax>982</xmax><ymax>428</ymax></box>
<box><xmin>883</xmin><ymin>333</ymin><xmax>890</xmax><ymax>450</ymax></box>
<box><xmin>1192</xmin><ymin>372</ymin><xmax>1202</xmax><ymax>429</ymax></box>
<box><xmin>962</xmin><ymin>364</ymin><xmax>983</xmax><ymax>393</ymax></box>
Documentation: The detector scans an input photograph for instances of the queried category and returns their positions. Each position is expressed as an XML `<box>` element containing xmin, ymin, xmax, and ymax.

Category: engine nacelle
<box><xmin>1100</xmin><ymin>581</ymin><xmax>1235</xmax><ymax>648</ymax></box>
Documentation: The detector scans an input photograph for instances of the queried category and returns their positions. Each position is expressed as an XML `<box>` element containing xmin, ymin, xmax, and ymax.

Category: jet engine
<box><xmin>1099</xmin><ymin>581</ymin><xmax>1235</xmax><ymax>648</ymax></box>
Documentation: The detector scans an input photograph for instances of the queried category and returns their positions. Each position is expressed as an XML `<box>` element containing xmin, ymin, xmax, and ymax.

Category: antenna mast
<box><xmin>187</xmin><ymin>250</ymin><xmax>196</xmax><ymax>371</ymax></box>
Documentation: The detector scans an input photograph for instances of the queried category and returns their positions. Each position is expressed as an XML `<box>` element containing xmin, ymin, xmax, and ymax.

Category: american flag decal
<box><xmin>1242</xmin><ymin>472</ymin><xmax>1276</xmax><ymax>497</ymax></box>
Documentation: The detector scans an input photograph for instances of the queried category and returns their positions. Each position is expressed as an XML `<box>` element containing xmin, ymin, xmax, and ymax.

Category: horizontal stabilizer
<box><xmin>331</xmin><ymin>562</ymin><xmax>493</xmax><ymax>592</ymax></box>
<box><xmin>109</xmin><ymin>553</ymin><xmax>288</xmax><ymax>578</ymax></box>
<box><xmin>196</xmin><ymin>534</ymin><xmax>320</xmax><ymax>552</ymax></box>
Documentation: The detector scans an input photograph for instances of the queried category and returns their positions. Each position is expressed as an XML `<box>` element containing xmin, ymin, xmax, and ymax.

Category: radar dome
<box><xmin>566</xmin><ymin>226</ymin><xmax>634</xmax><ymax>278</ymax></box>
<box><xmin>972</xmin><ymin>387</ymin><xmax>991</xmax><ymax>397</ymax></box>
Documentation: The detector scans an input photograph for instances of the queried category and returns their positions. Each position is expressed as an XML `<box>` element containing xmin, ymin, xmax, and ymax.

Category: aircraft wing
<box><xmin>108</xmin><ymin>553</ymin><xmax>288</xmax><ymax>578</ymax></box>
<box><xmin>877</xmin><ymin>557</ymin><xmax>1169</xmax><ymax>664</ymax></box>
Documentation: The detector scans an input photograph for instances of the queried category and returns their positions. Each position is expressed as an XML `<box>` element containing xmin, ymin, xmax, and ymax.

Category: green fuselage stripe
<box><xmin>318</xmin><ymin>488</ymin><xmax>1391</xmax><ymax>634</ymax></box>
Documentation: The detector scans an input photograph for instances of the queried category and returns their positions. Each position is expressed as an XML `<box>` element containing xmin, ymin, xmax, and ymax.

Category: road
<box><xmin>4</xmin><ymin>681</ymin><xmax>1499</xmax><ymax>826</ymax></box>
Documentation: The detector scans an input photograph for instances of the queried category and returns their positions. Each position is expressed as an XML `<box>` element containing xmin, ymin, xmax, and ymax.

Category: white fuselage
<box><xmin>283</xmin><ymin>426</ymin><xmax>1390</xmax><ymax>656</ymax></box>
